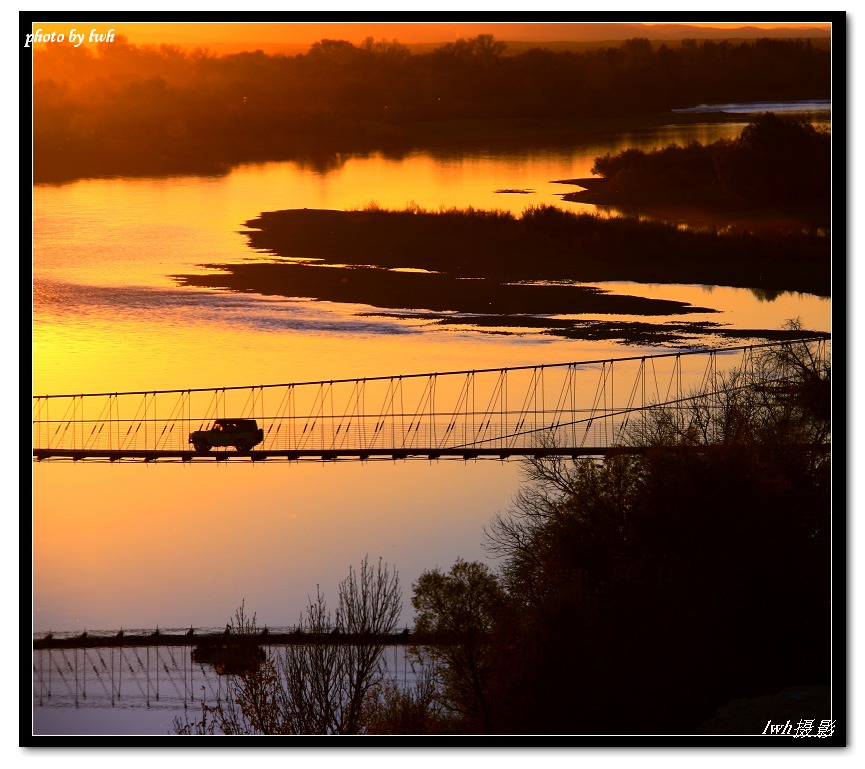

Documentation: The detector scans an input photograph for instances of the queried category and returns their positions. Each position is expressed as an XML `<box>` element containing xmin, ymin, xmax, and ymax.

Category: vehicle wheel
<box><xmin>235</xmin><ymin>442</ymin><xmax>252</xmax><ymax>453</ymax></box>
<box><xmin>193</xmin><ymin>442</ymin><xmax>211</xmax><ymax>453</ymax></box>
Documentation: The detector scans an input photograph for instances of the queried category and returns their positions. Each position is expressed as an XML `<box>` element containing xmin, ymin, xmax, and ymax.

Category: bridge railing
<box><xmin>32</xmin><ymin>340</ymin><xmax>829</xmax><ymax>459</ymax></box>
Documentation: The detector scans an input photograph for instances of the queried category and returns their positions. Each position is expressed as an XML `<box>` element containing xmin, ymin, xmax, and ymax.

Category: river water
<box><xmin>31</xmin><ymin>104</ymin><xmax>832</xmax><ymax>735</ymax></box>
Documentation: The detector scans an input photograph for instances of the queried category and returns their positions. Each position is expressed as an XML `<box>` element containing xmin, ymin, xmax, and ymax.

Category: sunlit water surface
<box><xmin>31</xmin><ymin>107</ymin><xmax>832</xmax><ymax>735</ymax></box>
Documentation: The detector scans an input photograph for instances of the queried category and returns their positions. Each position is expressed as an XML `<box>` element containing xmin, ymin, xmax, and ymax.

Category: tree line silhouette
<box><xmin>32</xmin><ymin>34</ymin><xmax>830</xmax><ymax>182</ymax></box>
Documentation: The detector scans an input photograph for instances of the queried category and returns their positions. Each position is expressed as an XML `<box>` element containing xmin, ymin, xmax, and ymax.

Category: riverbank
<box><xmin>172</xmin><ymin>206</ymin><xmax>830</xmax><ymax>346</ymax></box>
<box><xmin>34</xmin><ymin>112</ymin><xmax>747</xmax><ymax>185</ymax></box>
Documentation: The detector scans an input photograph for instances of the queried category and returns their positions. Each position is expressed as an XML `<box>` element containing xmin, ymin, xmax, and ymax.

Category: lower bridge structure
<box><xmin>32</xmin><ymin>630</ymin><xmax>428</xmax><ymax>711</ymax></box>
<box><xmin>32</xmin><ymin>339</ymin><xmax>830</xmax><ymax>463</ymax></box>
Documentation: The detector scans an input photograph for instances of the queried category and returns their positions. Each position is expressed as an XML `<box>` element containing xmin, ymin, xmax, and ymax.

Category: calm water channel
<box><xmin>31</xmin><ymin>105</ymin><xmax>831</xmax><ymax>735</ymax></box>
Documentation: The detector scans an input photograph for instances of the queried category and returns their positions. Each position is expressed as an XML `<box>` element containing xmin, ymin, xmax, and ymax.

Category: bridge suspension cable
<box><xmin>32</xmin><ymin>339</ymin><xmax>829</xmax><ymax>463</ymax></box>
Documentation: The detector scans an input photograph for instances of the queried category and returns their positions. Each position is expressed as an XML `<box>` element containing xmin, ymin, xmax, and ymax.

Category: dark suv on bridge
<box><xmin>189</xmin><ymin>419</ymin><xmax>264</xmax><ymax>453</ymax></box>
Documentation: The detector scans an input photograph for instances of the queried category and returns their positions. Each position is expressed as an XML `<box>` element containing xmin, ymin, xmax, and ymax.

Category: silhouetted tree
<box><xmin>175</xmin><ymin>557</ymin><xmax>402</xmax><ymax>735</ymax></box>
<box><xmin>712</xmin><ymin>112</ymin><xmax>831</xmax><ymax>207</ymax></box>
<box><xmin>411</xmin><ymin>559</ymin><xmax>506</xmax><ymax>732</ymax></box>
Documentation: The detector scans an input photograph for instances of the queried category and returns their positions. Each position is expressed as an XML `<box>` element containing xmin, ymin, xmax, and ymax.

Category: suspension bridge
<box><xmin>32</xmin><ymin>340</ymin><xmax>829</xmax><ymax>463</ymax></box>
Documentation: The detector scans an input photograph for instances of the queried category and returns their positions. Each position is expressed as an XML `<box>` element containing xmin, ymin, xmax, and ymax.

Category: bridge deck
<box><xmin>32</xmin><ymin>446</ymin><xmax>632</xmax><ymax>462</ymax></box>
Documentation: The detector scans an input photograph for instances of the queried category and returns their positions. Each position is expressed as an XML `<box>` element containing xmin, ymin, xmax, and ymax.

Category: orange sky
<box><xmin>28</xmin><ymin>20</ymin><xmax>832</xmax><ymax>55</ymax></box>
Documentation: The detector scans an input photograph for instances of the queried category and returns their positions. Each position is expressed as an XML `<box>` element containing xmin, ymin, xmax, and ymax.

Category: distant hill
<box><xmin>594</xmin><ymin>23</ymin><xmax>831</xmax><ymax>40</ymax></box>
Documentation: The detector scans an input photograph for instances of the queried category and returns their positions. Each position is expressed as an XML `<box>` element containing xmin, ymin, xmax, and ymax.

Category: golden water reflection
<box><xmin>33</xmin><ymin>459</ymin><xmax>519</xmax><ymax>633</ymax></box>
<box><xmin>583</xmin><ymin>282</ymin><xmax>830</xmax><ymax>333</ymax></box>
